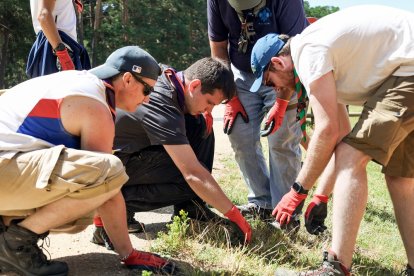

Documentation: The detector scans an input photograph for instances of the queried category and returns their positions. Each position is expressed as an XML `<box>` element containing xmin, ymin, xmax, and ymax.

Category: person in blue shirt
<box><xmin>207</xmin><ymin>0</ymin><xmax>309</xmax><ymax>224</ymax></box>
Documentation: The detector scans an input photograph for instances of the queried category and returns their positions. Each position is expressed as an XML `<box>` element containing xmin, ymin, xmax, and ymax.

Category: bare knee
<box><xmin>106</xmin><ymin>154</ymin><xmax>125</xmax><ymax>175</ymax></box>
<box><xmin>336</xmin><ymin>142</ymin><xmax>371</xmax><ymax>169</ymax></box>
<box><xmin>386</xmin><ymin>175</ymin><xmax>414</xmax><ymax>193</ymax></box>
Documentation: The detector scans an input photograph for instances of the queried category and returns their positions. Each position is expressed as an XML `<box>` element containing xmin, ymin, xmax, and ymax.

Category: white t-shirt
<box><xmin>291</xmin><ymin>5</ymin><xmax>414</xmax><ymax>105</ymax></box>
<box><xmin>30</xmin><ymin>0</ymin><xmax>77</xmax><ymax>41</ymax></box>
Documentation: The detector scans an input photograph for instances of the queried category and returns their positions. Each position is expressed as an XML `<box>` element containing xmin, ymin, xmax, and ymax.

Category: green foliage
<box><xmin>1</xmin><ymin>0</ymin><xmax>341</xmax><ymax>88</ymax></box>
<box><xmin>141</xmin><ymin>270</ymin><xmax>153</xmax><ymax>276</ymax></box>
<box><xmin>0</xmin><ymin>0</ymin><xmax>33</xmax><ymax>88</ymax></box>
<box><xmin>153</xmin><ymin>210</ymin><xmax>190</xmax><ymax>254</ymax></box>
<box><xmin>303</xmin><ymin>1</ymin><xmax>340</xmax><ymax>18</ymax></box>
<box><xmin>81</xmin><ymin>0</ymin><xmax>210</xmax><ymax>70</ymax></box>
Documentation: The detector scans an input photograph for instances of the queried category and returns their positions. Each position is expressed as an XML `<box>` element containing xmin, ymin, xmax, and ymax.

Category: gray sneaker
<box><xmin>237</xmin><ymin>203</ymin><xmax>272</xmax><ymax>221</ymax></box>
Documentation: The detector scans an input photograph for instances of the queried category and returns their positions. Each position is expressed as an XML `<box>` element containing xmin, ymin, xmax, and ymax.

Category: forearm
<box><xmin>183</xmin><ymin>168</ymin><xmax>233</xmax><ymax>214</ymax></box>
<box><xmin>209</xmin><ymin>40</ymin><xmax>230</xmax><ymax>63</ymax></box>
<box><xmin>313</xmin><ymin>153</ymin><xmax>336</xmax><ymax>196</ymax></box>
<box><xmin>296</xmin><ymin>126</ymin><xmax>338</xmax><ymax>190</ymax></box>
<box><xmin>313</xmin><ymin>104</ymin><xmax>351</xmax><ymax>195</ymax></box>
<box><xmin>165</xmin><ymin>144</ymin><xmax>234</xmax><ymax>214</ymax></box>
<box><xmin>38</xmin><ymin>6</ymin><xmax>62</xmax><ymax>48</ymax></box>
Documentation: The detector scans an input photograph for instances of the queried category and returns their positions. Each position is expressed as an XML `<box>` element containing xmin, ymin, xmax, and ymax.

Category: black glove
<box><xmin>304</xmin><ymin>194</ymin><xmax>328</xmax><ymax>235</ymax></box>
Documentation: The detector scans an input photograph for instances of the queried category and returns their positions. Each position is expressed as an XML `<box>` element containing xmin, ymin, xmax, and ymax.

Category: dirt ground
<box><xmin>0</xmin><ymin>105</ymin><xmax>233</xmax><ymax>276</ymax></box>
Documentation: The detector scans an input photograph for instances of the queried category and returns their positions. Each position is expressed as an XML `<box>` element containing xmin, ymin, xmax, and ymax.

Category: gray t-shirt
<box><xmin>114</xmin><ymin>69</ymin><xmax>188</xmax><ymax>154</ymax></box>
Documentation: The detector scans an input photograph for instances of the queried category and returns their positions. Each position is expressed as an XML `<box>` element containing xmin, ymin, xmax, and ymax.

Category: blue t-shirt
<box><xmin>207</xmin><ymin>0</ymin><xmax>308</xmax><ymax>73</ymax></box>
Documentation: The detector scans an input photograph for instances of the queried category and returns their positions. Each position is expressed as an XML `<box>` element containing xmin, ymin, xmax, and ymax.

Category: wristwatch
<box><xmin>292</xmin><ymin>181</ymin><xmax>309</xmax><ymax>194</ymax></box>
<box><xmin>53</xmin><ymin>42</ymin><xmax>66</xmax><ymax>55</ymax></box>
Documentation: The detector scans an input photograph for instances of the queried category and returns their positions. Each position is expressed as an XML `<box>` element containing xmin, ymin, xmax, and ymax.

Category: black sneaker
<box><xmin>90</xmin><ymin>225</ymin><xmax>114</xmax><ymax>251</ymax></box>
<box><xmin>126</xmin><ymin>210</ymin><xmax>145</xmax><ymax>233</ymax></box>
<box><xmin>0</xmin><ymin>223</ymin><xmax>68</xmax><ymax>276</ymax></box>
<box><xmin>298</xmin><ymin>250</ymin><xmax>350</xmax><ymax>276</ymax></box>
<box><xmin>402</xmin><ymin>264</ymin><xmax>414</xmax><ymax>276</ymax></box>
<box><xmin>237</xmin><ymin>203</ymin><xmax>272</xmax><ymax>221</ymax></box>
<box><xmin>173</xmin><ymin>200</ymin><xmax>223</xmax><ymax>222</ymax></box>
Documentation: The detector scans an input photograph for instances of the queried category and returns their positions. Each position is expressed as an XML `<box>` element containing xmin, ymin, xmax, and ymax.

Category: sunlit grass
<box><xmin>151</xmin><ymin>105</ymin><xmax>406</xmax><ymax>275</ymax></box>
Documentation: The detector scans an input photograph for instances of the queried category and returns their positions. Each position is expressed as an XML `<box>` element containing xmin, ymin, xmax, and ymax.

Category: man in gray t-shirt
<box><xmin>91</xmin><ymin>57</ymin><xmax>254</xmax><ymax>247</ymax></box>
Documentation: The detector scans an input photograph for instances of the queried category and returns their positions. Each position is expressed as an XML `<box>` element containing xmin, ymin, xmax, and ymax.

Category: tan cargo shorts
<box><xmin>0</xmin><ymin>146</ymin><xmax>129</xmax><ymax>221</ymax></box>
<box><xmin>343</xmin><ymin>75</ymin><xmax>414</xmax><ymax>177</ymax></box>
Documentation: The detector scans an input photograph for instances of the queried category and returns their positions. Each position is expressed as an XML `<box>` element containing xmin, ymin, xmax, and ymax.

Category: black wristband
<box><xmin>292</xmin><ymin>181</ymin><xmax>309</xmax><ymax>194</ymax></box>
<box><xmin>53</xmin><ymin>42</ymin><xmax>66</xmax><ymax>55</ymax></box>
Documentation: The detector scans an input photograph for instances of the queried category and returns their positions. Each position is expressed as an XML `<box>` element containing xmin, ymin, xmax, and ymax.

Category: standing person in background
<box><xmin>26</xmin><ymin>0</ymin><xmax>90</xmax><ymax>78</ymax></box>
<box><xmin>207</xmin><ymin>0</ymin><xmax>308</xmax><ymax>224</ymax></box>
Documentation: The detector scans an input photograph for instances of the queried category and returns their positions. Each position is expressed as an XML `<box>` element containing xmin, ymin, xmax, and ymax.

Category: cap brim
<box><xmin>250</xmin><ymin>74</ymin><xmax>263</xmax><ymax>93</ymax></box>
<box><xmin>88</xmin><ymin>64</ymin><xmax>120</xmax><ymax>79</ymax></box>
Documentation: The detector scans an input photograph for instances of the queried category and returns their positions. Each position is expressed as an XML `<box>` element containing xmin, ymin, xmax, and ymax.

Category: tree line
<box><xmin>0</xmin><ymin>0</ymin><xmax>338</xmax><ymax>89</ymax></box>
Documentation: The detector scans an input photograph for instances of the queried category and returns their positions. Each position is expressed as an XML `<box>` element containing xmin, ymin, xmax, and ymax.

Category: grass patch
<box><xmin>150</xmin><ymin>106</ymin><xmax>406</xmax><ymax>275</ymax></box>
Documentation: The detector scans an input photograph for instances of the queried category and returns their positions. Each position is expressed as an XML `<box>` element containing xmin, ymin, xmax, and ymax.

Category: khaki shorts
<box><xmin>0</xmin><ymin>146</ymin><xmax>129</xmax><ymax>220</ymax></box>
<box><xmin>343</xmin><ymin>75</ymin><xmax>414</xmax><ymax>177</ymax></box>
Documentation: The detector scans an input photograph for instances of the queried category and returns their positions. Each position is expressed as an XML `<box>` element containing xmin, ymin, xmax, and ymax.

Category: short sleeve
<box><xmin>141</xmin><ymin>91</ymin><xmax>189</xmax><ymax>145</ymax></box>
<box><xmin>207</xmin><ymin>0</ymin><xmax>229</xmax><ymax>42</ymax></box>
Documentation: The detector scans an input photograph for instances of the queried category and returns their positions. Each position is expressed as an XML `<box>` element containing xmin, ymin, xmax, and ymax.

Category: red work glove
<box><xmin>202</xmin><ymin>111</ymin><xmax>213</xmax><ymax>138</ymax></box>
<box><xmin>260</xmin><ymin>98</ymin><xmax>289</xmax><ymax>137</ymax></box>
<box><xmin>122</xmin><ymin>249</ymin><xmax>176</xmax><ymax>274</ymax></box>
<box><xmin>224</xmin><ymin>205</ymin><xmax>252</xmax><ymax>243</ymax></box>
<box><xmin>55</xmin><ymin>48</ymin><xmax>75</xmax><ymax>71</ymax></box>
<box><xmin>272</xmin><ymin>188</ymin><xmax>307</xmax><ymax>225</ymax></box>
<box><xmin>305</xmin><ymin>194</ymin><xmax>329</xmax><ymax>235</ymax></box>
<box><xmin>223</xmin><ymin>96</ymin><xmax>249</xmax><ymax>135</ymax></box>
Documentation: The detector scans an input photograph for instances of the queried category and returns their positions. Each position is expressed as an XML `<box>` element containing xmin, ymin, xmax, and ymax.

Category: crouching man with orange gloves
<box><xmin>91</xmin><ymin>57</ymin><xmax>252</xmax><ymax>253</ymax></box>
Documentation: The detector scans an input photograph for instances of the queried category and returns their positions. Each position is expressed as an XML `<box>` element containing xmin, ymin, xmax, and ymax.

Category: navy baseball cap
<box><xmin>250</xmin><ymin>33</ymin><xmax>285</xmax><ymax>92</ymax></box>
<box><xmin>89</xmin><ymin>46</ymin><xmax>161</xmax><ymax>80</ymax></box>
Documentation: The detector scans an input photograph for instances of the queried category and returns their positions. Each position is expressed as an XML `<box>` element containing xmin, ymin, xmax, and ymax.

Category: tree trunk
<box><xmin>91</xmin><ymin>0</ymin><xmax>102</xmax><ymax>66</ymax></box>
<box><xmin>122</xmin><ymin>0</ymin><xmax>129</xmax><ymax>42</ymax></box>
<box><xmin>75</xmin><ymin>1</ymin><xmax>84</xmax><ymax>45</ymax></box>
<box><xmin>0</xmin><ymin>29</ymin><xmax>10</xmax><ymax>88</ymax></box>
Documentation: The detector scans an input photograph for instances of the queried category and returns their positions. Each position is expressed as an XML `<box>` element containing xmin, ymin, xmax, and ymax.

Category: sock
<box><xmin>93</xmin><ymin>216</ymin><xmax>104</xmax><ymax>227</ymax></box>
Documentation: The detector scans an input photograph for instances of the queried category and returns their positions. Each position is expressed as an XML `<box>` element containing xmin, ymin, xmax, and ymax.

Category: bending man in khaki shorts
<box><xmin>0</xmin><ymin>46</ymin><xmax>175</xmax><ymax>275</ymax></box>
<box><xmin>250</xmin><ymin>5</ymin><xmax>414</xmax><ymax>275</ymax></box>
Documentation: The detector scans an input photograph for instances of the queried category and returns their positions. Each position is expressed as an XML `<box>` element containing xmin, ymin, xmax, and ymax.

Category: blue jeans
<box><xmin>229</xmin><ymin>65</ymin><xmax>302</xmax><ymax>209</ymax></box>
